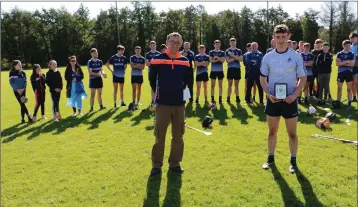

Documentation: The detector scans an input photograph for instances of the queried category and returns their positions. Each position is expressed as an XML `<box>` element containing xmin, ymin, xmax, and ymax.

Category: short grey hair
<box><xmin>167</xmin><ymin>32</ymin><xmax>183</xmax><ymax>40</ymax></box>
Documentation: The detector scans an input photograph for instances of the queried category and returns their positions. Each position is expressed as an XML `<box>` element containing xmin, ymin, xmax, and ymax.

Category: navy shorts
<box><xmin>196</xmin><ymin>72</ymin><xmax>209</xmax><ymax>82</ymax></box>
<box><xmin>210</xmin><ymin>71</ymin><xmax>224</xmax><ymax>80</ymax></box>
<box><xmin>337</xmin><ymin>71</ymin><xmax>353</xmax><ymax>83</ymax></box>
<box><xmin>227</xmin><ymin>67</ymin><xmax>241</xmax><ymax>80</ymax></box>
<box><xmin>113</xmin><ymin>76</ymin><xmax>124</xmax><ymax>84</ymax></box>
<box><xmin>131</xmin><ymin>76</ymin><xmax>143</xmax><ymax>84</ymax></box>
<box><xmin>264</xmin><ymin>98</ymin><xmax>299</xmax><ymax>119</ymax></box>
<box><xmin>353</xmin><ymin>66</ymin><xmax>358</xmax><ymax>75</ymax></box>
<box><xmin>307</xmin><ymin>75</ymin><xmax>314</xmax><ymax>82</ymax></box>
<box><xmin>89</xmin><ymin>78</ymin><xmax>103</xmax><ymax>89</ymax></box>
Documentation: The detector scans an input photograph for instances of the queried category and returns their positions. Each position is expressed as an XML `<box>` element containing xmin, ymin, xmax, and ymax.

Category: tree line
<box><xmin>1</xmin><ymin>2</ymin><xmax>357</xmax><ymax>69</ymax></box>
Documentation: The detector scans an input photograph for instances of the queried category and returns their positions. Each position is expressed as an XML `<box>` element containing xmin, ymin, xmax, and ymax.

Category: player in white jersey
<box><xmin>260</xmin><ymin>24</ymin><xmax>307</xmax><ymax>173</ymax></box>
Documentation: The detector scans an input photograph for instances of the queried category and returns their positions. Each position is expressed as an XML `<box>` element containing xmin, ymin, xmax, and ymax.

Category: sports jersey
<box><xmin>194</xmin><ymin>54</ymin><xmax>210</xmax><ymax>75</ymax></box>
<box><xmin>107</xmin><ymin>54</ymin><xmax>127</xmax><ymax>77</ymax></box>
<box><xmin>87</xmin><ymin>59</ymin><xmax>103</xmax><ymax>79</ymax></box>
<box><xmin>146</xmin><ymin>50</ymin><xmax>161</xmax><ymax>73</ymax></box>
<box><xmin>130</xmin><ymin>55</ymin><xmax>146</xmax><ymax>76</ymax></box>
<box><xmin>336</xmin><ymin>50</ymin><xmax>355</xmax><ymax>73</ymax></box>
<box><xmin>225</xmin><ymin>48</ymin><xmax>242</xmax><ymax>68</ymax></box>
<box><xmin>301</xmin><ymin>52</ymin><xmax>314</xmax><ymax>76</ymax></box>
<box><xmin>260</xmin><ymin>48</ymin><xmax>306</xmax><ymax>96</ymax></box>
<box><xmin>209</xmin><ymin>50</ymin><xmax>226</xmax><ymax>72</ymax></box>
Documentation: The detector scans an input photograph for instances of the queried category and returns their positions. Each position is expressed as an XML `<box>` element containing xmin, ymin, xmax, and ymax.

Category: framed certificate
<box><xmin>274</xmin><ymin>83</ymin><xmax>288</xmax><ymax>100</ymax></box>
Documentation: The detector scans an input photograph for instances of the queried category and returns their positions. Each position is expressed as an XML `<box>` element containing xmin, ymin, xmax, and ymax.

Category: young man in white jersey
<box><xmin>260</xmin><ymin>24</ymin><xmax>307</xmax><ymax>173</ymax></box>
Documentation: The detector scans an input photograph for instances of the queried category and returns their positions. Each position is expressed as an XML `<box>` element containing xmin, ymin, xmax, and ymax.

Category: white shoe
<box><xmin>32</xmin><ymin>116</ymin><xmax>37</xmax><ymax>122</ymax></box>
<box><xmin>73</xmin><ymin>112</ymin><xmax>78</xmax><ymax>117</ymax></box>
<box><xmin>42</xmin><ymin>115</ymin><xmax>47</xmax><ymax>120</ymax></box>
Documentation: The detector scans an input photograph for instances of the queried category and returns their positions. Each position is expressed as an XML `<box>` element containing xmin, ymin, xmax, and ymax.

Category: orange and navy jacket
<box><xmin>149</xmin><ymin>51</ymin><xmax>191</xmax><ymax>106</ymax></box>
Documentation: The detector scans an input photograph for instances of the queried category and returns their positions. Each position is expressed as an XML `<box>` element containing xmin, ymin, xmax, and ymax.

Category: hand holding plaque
<box><xmin>274</xmin><ymin>83</ymin><xmax>287</xmax><ymax>100</ymax></box>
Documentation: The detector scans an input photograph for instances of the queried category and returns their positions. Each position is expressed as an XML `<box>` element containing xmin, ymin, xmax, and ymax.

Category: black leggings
<box><xmin>50</xmin><ymin>92</ymin><xmax>61</xmax><ymax>114</ymax></box>
<box><xmin>14</xmin><ymin>90</ymin><xmax>30</xmax><ymax>120</ymax></box>
<box><xmin>33</xmin><ymin>91</ymin><xmax>45</xmax><ymax>116</ymax></box>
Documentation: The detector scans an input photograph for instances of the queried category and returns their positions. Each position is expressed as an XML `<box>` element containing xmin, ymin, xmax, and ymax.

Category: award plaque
<box><xmin>274</xmin><ymin>83</ymin><xmax>288</xmax><ymax>100</ymax></box>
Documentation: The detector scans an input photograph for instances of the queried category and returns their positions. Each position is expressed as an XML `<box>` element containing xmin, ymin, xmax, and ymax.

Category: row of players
<box><xmin>8</xmin><ymin>33</ymin><xmax>358</xmax><ymax>122</ymax></box>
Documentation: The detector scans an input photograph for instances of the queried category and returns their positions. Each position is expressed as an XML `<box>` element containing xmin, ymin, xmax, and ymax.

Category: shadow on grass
<box><xmin>212</xmin><ymin>104</ymin><xmax>229</xmax><ymax>126</ymax></box>
<box><xmin>143</xmin><ymin>174</ymin><xmax>162</xmax><ymax>207</ymax></box>
<box><xmin>271</xmin><ymin>164</ymin><xmax>304</xmax><ymax>207</ymax></box>
<box><xmin>2</xmin><ymin>120</ymin><xmax>52</xmax><ymax>143</ymax></box>
<box><xmin>248</xmin><ymin>103</ymin><xmax>266</xmax><ymax>122</ymax></box>
<box><xmin>2</xmin><ymin>112</ymin><xmax>98</xmax><ymax>143</ymax></box>
<box><xmin>295</xmin><ymin>169</ymin><xmax>324</xmax><ymax>207</ymax></box>
<box><xmin>162</xmin><ymin>171</ymin><xmax>182</xmax><ymax>207</ymax></box>
<box><xmin>185</xmin><ymin>102</ymin><xmax>194</xmax><ymax>118</ymax></box>
<box><xmin>113</xmin><ymin>109</ymin><xmax>134</xmax><ymax>123</ymax></box>
<box><xmin>87</xmin><ymin>108</ymin><xmax>118</xmax><ymax>130</ymax></box>
<box><xmin>131</xmin><ymin>110</ymin><xmax>153</xmax><ymax>126</ymax></box>
<box><xmin>229</xmin><ymin>103</ymin><xmax>251</xmax><ymax>125</ymax></box>
<box><xmin>1</xmin><ymin>122</ymin><xmax>30</xmax><ymax>137</ymax></box>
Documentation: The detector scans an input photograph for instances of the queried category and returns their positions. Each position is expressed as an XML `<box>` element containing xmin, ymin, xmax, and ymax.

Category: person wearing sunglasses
<box><xmin>65</xmin><ymin>56</ymin><xmax>86</xmax><ymax>115</ymax></box>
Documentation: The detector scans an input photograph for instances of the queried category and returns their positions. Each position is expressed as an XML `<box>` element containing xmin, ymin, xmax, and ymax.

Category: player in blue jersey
<box><xmin>301</xmin><ymin>43</ymin><xmax>315</xmax><ymax>105</ymax></box>
<box><xmin>88</xmin><ymin>48</ymin><xmax>106</xmax><ymax>112</ymax></box>
<box><xmin>209</xmin><ymin>40</ymin><xmax>226</xmax><ymax>104</ymax></box>
<box><xmin>130</xmin><ymin>46</ymin><xmax>146</xmax><ymax>107</ymax></box>
<box><xmin>336</xmin><ymin>40</ymin><xmax>356</xmax><ymax>109</ymax></box>
<box><xmin>105</xmin><ymin>45</ymin><xmax>128</xmax><ymax>108</ymax></box>
<box><xmin>146</xmin><ymin>41</ymin><xmax>161</xmax><ymax>104</ymax></box>
<box><xmin>349</xmin><ymin>32</ymin><xmax>358</xmax><ymax>102</ymax></box>
<box><xmin>225</xmin><ymin>38</ymin><xmax>243</xmax><ymax>104</ymax></box>
<box><xmin>244</xmin><ymin>43</ymin><xmax>257</xmax><ymax>102</ymax></box>
<box><xmin>194</xmin><ymin>45</ymin><xmax>210</xmax><ymax>104</ymax></box>
<box><xmin>160</xmin><ymin>44</ymin><xmax>167</xmax><ymax>53</ymax></box>
<box><xmin>180</xmin><ymin>42</ymin><xmax>195</xmax><ymax>102</ymax></box>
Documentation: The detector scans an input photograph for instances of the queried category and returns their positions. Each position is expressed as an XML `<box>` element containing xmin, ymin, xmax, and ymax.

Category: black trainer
<box><xmin>150</xmin><ymin>168</ymin><xmax>162</xmax><ymax>176</ymax></box>
<box><xmin>121</xmin><ymin>101</ymin><xmax>126</xmax><ymax>107</ymax></box>
<box><xmin>114</xmin><ymin>103</ymin><xmax>117</xmax><ymax>108</ymax></box>
<box><xmin>262</xmin><ymin>156</ymin><xmax>275</xmax><ymax>170</ymax></box>
<box><xmin>169</xmin><ymin>166</ymin><xmax>184</xmax><ymax>174</ymax></box>
<box><xmin>236</xmin><ymin>97</ymin><xmax>241</xmax><ymax>104</ymax></box>
<box><xmin>100</xmin><ymin>106</ymin><xmax>106</xmax><ymax>110</ymax></box>
<box><xmin>89</xmin><ymin>107</ymin><xmax>94</xmax><ymax>113</ymax></box>
<box><xmin>195</xmin><ymin>99</ymin><xmax>199</xmax><ymax>104</ymax></box>
<box><xmin>352</xmin><ymin>97</ymin><xmax>357</xmax><ymax>102</ymax></box>
<box><xmin>21</xmin><ymin>119</ymin><xmax>26</xmax><ymax>124</ymax></box>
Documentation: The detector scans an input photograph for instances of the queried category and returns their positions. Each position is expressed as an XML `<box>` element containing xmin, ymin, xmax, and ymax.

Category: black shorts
<box><xmin>210</xmin><ymin>71</ymin><xmax>224</xmax><ymax>80</ymax></box>
<box><xmin>353</xmin><ymin>66</ymin><xmax>358</xmax><ymax>75</ymax></box>
<box><xmin>131</xmin><ymin>76</ymin><xmax>143</xmax><ymax>84</ymax></box>
<box><xmin>89</xmin><ymin>78</ymin><xmax>103</xmax><ymax>89</ymax></box>
<box><xmin>307</xmin><ymin>75</ymin><xmax>314</xmax><ymax>82</ymax></box>
<box><xmin>337</xmin><ymin>70</ymin><xmax>353</xmax><ymax>83</ymax></box>
<box><xmin>264</xmin><ymin>98</ymin><xmax>299</xmax><ymax>119</ymax></box>
<box><xmin>196</xmin><ymin>72</ymin><xmax>209</xmax><ymax>82</ymax></box>
<box><xmin>113</xmin><ymin>76</ymin><xmax>124</xmax><ymax>83</ymax></box>
<box><xmin>227</xmin><ymin>67</ymin><xmax>241</xmax><ymax>80</ymax></box>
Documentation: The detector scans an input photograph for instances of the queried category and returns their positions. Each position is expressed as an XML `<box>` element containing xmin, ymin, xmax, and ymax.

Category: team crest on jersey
<box><xmin>288</xmin><ymin>57</ymin><xmax>292</xmax><ymax>62</ymax></box>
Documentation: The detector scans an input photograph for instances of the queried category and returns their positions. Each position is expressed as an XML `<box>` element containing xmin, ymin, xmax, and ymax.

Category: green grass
<box><xmin>1</xmin><ymin>60</ymin><xmax>357</xmax><ymax>207</ymax></box>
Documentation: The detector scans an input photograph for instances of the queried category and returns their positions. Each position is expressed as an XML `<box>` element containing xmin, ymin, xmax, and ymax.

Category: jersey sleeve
<box><xmin>209</xmin><ymin>51</ymin><xmax>214</xmax><ymax>57</ymax></box>
<box><xmin>260</xmin><ymin>55</ymin><xmax>269</xmax><ymax>76</ymax></box>
<box><xmin>87</xmin><ymin>60</ymin><xmax>92</xmax><ymax>69</ymax></box>
<box><xmin>237</xmin><ymin>49</ymin><xmax>242</xmax><ymax>56</ymax></box>
<box><xmin>130</xmin><ymin>56</ymin><xmax>134</xmax><ymax>64</ymax></box>
<box><xmin>107</xmin><ymin>56</ymin><xmax>115</xmax><ymax>64</ymax></box>
<box><xmin>296</xmin><ymin>55</ymin><xmax>306</xmax><ymax>78</ymax></box>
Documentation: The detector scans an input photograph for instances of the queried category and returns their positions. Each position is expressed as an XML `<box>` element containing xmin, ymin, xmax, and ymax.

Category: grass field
<box><xmin>1</xmin><ymin>60</ymin><xmax>357</xmax><ymax>207</ymax></box>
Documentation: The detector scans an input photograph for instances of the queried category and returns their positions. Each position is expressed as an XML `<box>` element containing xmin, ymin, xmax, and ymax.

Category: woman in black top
<box><xmin>46</xmin><ymin>60</ymin><xmax>63</xmax><ymax>121</ymax></box>
<box><xmin>31</xmin><ymin>64</ymin><xmax>47</xmax><ymax>121</ymax></box>
<box><xmin>9</xmin><ymin>60</ymin><xmax>33</xmax><ymax>123</ymax></box>
<box><xmin>65</xmin><ymin>56</ymin><xmax>86</xmax><ymax>115</ymax></box>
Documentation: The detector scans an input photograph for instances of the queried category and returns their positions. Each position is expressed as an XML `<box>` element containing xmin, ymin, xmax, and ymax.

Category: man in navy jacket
<box><xmin>149</xmin><ymin>32</ymin><xmax>191</xmax><ymax>176</ymax></box>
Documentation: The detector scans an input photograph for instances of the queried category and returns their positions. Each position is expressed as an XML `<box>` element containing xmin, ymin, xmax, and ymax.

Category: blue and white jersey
<box><xmin>225</xmin><ymin>48</ymin><xmax>242</xmax><ymax>68</ymax></box>
<box><xmin>337</xmin><ymin>50</ymin><xmax>355</xmax><ymax>73</ymax></box>
<box><xmin>88</xmin><ymin>59</ymin><xmax>103</xmax><ymax>79</ymax></box>
<box><xmin>130</xmin><ymin>55</ymin><xmax>146</xmax><ymax>76</ymax></box>
<box><xmin>107</xmin><ymin>54</ymin><xmax>127</xmax><ymax>77</ymax></box>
